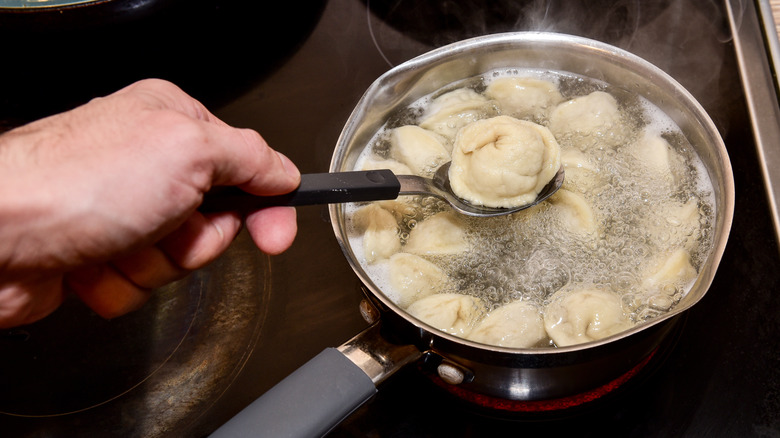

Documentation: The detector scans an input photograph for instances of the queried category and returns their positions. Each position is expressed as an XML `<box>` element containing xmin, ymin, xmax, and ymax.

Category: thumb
<box><xmin>206</xmin><ymin>125</ymin><xmax>301</xmax><ymax>196</ymax></box>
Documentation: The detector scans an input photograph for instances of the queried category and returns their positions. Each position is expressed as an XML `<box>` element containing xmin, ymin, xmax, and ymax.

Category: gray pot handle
<box><xmin>209</xmin><ymin>347</ymin><xmax>376</xmax><ymax>438</ymax></box>
<box><xmin>209</xmin><ymin>322</ymin><xmax>422</xmax><ymax>438</ymax></box>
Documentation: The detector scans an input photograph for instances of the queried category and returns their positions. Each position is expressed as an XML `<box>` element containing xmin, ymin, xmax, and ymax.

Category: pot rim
<box><xmin>329</xmin><ymin>31</ymin><xmax>735</xmax><ymax>357</ymax></box>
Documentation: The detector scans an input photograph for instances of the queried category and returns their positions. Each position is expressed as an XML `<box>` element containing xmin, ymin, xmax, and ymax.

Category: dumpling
<box><xmin>351</xmin><ymin>204</ymin><xmax>401</xmax><ymax>264</ymax></box>
<box><xmin>448</xmin><ymin>116</ymin><xmax>561</xmax><ymax>208</ymax></box>
<box><xmin>544</xmin><ymin>288</ymin><xmax>632</xmax><ymax>346</ymax></box>
<box><xmin>375</xmin><ymin>197</ymin><xmax>420</xmax><ymax>221</ymax></box>
<box><xmin>549</xmin><ymin>189</ymin><xmax>597</xmax><ymax>235</ymax></box>
<box><xmin>419</xmin><ymin>88</ymin><xmax>496</xmax><ymax>142</ymax></box>
<box><xmin>548</xmin><ymin>91</ymin><xmax>627</xmax><ymax>150</ymax></box>
<box><xmin>388</xmin><ymin>253</ymin><xmax>451</xmax><ymax>308</ymax></box>
<box><xmin>645</xmin><ymin>198</ymin><xmax>701</xmax><ymax>251</ymax></box>
<box><xmin>642</xmin><ymin>248</ymin><xmax>697</xmax><ymax>293</ymax></box>
<box><xmin>627</xmin><ymin>130</ymin><xmax>676</xmax><ymax>182</ymax></box>
<box><xmin>485</xmin><ymin>76</ymin><xmax>563</xmax><ymax>121</ymax></box>
<box><xmin>390</xmin><ymin>125</ymin><xmax>450</xmax><ymax>177</ymax></box>
<box><xmin>404</xmin><ymin>211</ymin><xmax>469</xmax><ymax>255</ymax></box>
<box><xmin>406</xmin><ymin>293</ymin><xmax>485</xmax><ymax>337</ymax></box>
<box><xmin>467</xmin><ymin>300</ymin><xmax>546</xmax><ymax>348</ymax></box>
<box><xmin>559</xmin><ymin>148</ymin><xmax>603</xmax><ymax>192</ymax></box>
<box><xmin>361</xmin><ymin>155</ymin><xmax>413</xmax><ymax>176</ymax></box>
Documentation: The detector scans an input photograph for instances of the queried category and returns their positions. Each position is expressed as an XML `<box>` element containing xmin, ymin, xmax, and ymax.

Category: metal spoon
<box><xmin>199</xmin><ymin>163</ymin><xmax>564</xmax><ymax>218</ymax></box>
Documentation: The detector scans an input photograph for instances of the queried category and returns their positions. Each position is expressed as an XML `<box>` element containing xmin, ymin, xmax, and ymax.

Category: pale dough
<box><xmin>544</xmin><ymin>288</ymin><xmax>632</xmax><ymax>346</ymax></box>
<box><xmin>448</xmin><ymin>116</ymin><xmax>561</xmax><ymax>208</ymax></box>
<box><xmin>406</xmin><ymin>293</ymin><xmax>485</xmax><ymax>337</ymax></box>
<box><xmin>467</xmin><ymin>300</ymin><xmax>546</xmax><ymax>348</ymax></box>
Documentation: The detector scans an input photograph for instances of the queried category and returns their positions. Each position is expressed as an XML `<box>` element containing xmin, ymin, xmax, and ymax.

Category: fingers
<box><xmin>66</xmin><ymin>265</ymin><xmax>152</xmax><ymax>319</ymax></box>
<box><xmin>112</xmin><ymin>79</ymin><xmax>301</xmax><ymax>196</ymax></box>
<box><xmin>0</xmin><ymin>279</ymin><xmax>65</xmax><ymax>329</ymax></box>
<box><xmin>66</xmin><ymin>211</ymin><xmax>244</xmax><ymax>320</ymax></box>
<box><xmin>205</xmin><ymin>126</ymin><xmax>301</xmax><ymax>196</ymax></box>
<box><xmin>245</xmin><ymin>206</ymin><xmax>298</xmax><ymax>255</ymax></box>
<box><xmin>157</xmin><ymin>211</ymin><xmax>243</xmax><ymax>269</ymax></box>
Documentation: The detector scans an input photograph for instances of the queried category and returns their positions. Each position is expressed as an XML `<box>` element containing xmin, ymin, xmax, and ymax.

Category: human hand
<box><xmin>0</xmin><ymin>79</ymin><xmax>301</xmax><ymax>328</ymax></box>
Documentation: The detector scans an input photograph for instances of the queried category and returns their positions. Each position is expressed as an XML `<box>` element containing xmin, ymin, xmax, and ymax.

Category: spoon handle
<box><xmin>198</xmin><ymin>169</ymin><xmax>401</xmax><ymax>213</ymax></box>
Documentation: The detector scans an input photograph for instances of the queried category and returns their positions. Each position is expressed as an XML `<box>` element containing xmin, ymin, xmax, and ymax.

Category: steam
<box><xmin>365</xmin><ymin>0</ymin><xmax>735</xmax><ymax>133</ymax></box>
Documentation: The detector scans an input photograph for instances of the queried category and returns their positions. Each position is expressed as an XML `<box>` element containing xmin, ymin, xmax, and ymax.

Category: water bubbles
<box><xmin>346</xmin><ymin>67</ymin><xmax>716</xmax><ymax>340</ymax></box>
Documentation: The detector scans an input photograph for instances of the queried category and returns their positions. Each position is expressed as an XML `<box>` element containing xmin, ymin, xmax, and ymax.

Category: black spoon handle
<box><xmin>198</xmin><ymin>169</ymin><xmax>401</xmax><ymax>213</ymax></box>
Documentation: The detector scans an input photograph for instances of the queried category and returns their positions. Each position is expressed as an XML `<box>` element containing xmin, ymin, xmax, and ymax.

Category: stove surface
<box><xmin>1</xmin><ymin>0</ymin><xmax>779</xmax><ymax>437</ymax></box>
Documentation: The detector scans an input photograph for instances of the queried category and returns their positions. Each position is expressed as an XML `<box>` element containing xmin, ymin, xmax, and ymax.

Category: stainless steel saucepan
<box><xmin>210</xmin><ymin>32</ymin><xmax>734</xmax><ymax>438</ymax></box>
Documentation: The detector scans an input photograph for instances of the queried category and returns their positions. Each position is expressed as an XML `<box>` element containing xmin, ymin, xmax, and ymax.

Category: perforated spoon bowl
<box><xmin>199</xmin><ymin>163</ymin><xmax>564</xmax><ymax>218</ymax></box>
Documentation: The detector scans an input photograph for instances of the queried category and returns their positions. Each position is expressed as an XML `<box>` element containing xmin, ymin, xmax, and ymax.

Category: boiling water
<box><xmin>345</xmin><ymin>68</ymin><xmax>715</xmax><ymax>342</ymax></box>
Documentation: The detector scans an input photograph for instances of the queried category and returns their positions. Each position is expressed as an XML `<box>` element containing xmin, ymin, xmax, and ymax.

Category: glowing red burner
<box><xmin>429</xmin><ymin>350</ymin><xmax>658</xmax><ymax>412</ymax></box>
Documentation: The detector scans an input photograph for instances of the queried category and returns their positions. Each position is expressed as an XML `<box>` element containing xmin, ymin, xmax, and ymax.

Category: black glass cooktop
<box><xmin>1</xmin><ymin>0</ymin><xmax>778</xmax><ymax>436</ymax></box>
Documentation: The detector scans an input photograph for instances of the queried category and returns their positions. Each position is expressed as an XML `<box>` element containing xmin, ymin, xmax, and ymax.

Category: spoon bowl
<box><xmin>397</xmin><ymin>162</ymin><xmax>565</xmax><ymax>217</ymax></box>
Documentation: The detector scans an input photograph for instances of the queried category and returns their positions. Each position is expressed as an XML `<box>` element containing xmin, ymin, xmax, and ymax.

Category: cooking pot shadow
<box><xmin>0</xmin><ymin>0</ymin><xmax>327</xmax><ymax>124</ymax></box>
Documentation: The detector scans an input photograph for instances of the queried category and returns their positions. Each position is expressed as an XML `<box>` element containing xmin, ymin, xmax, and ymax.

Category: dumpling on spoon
<box><xmin>448</xmin><ymin>115</ymin><xmax>561</xmax><ymax>208</ymax></box>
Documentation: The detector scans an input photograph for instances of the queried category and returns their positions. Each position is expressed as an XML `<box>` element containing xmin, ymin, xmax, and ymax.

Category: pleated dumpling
<box><xmin>406</xmin><ymin>293</ymin><xmax>485</xmax><ymax>337</ymax></box>
<box><xmin>390</xmin><ymin>125</ymin><xmax>450</xmax><ymax>177</ymax></box>
<box><xmin>549</xmin><ymin>189</ymin><xmax>598</xmax><ymax>236</ymax></box>
<box><xmin>467</xmin><ymin>300</ymin><xmax>546</xmax><ymax>348</ymax></box>
<box><xmin>388</xmin><ymin>253</ymin><xmax>451</xmax><ymax>308</ymax></box>
<box><xmin>548</xmin><ymin>91</ymin><xmax>627</xmax><ymax>150</ymax></box>
<box><xmin>485</xmin><ymin>76</ymin><xmax>563</xmax><ymax>121</ymax></box>
<box><xmin>351</xmin><ymin>204</ymin><xmax>401</xmax><ymax>264</ymax></box>
<box><xmin>418</xmin><ymin>88</ymin><xmax>496</xmax><ymax>142</ymax></box>
<box><xmin>544</xmin><ymin>288</ymin><xmax>632</xmax><ymax>347</ymax></box>
<box><xmin>404</xmin><ymin>211</ymin><xmax>469</xmax><ymax>256</ymax></box>
<box><xmin>448</xmin><ymin>116</ymin><xmax>561</xmax><ymax>208</ymax></box>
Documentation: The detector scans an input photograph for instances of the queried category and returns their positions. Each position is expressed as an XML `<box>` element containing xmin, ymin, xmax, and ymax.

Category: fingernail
<box><xmin>276</xmin><ymin>151</ymin><xmax>300</xmax><ymax>180</ymax></box>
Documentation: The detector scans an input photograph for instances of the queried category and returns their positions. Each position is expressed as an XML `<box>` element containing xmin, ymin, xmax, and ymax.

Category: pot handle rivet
<box><xmin>437</xmin><ymin>363</ymin><xmax>466</xmax><ymax>385</ymax></box>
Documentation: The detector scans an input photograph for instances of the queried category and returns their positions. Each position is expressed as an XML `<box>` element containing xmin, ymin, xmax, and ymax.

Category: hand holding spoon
<box><xmin>199</xmin><ymin>163</ymin><xmax>564</xmax><ymax>218</ymax></box>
